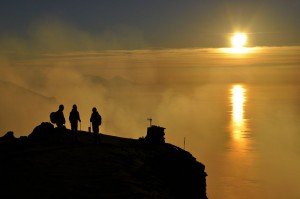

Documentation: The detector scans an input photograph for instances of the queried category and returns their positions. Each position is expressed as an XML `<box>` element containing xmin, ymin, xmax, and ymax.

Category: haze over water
<box><xmin>1</xmin><ymin>46</ymin><xmax>300</xmax><ymax>198</ymax></box>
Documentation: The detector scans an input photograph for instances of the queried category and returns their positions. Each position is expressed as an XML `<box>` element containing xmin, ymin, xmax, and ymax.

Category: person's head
<box><xmin>59</xmin><ymin>104</ymin><xmax>64</xmax><ymax>111</ymax></box>
<box><xmin>73</xmin><ymin>104</ymin><xmax>77</xmax><ymax>110</ymax></box>
<box><xmin>92</xmin><ymin>107</ymin><xmax>97</xmax><ymax>112</ymax></box>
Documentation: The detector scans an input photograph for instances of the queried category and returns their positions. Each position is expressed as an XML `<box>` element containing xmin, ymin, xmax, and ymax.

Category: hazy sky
<box><xmin>1</xmin><ymin>0</ymin><xmax>300</xmax><ymax>49</ymax></box>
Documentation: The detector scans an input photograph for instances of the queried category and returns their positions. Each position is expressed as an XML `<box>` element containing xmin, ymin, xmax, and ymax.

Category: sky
<box><xmin>0</xmin><ymin>0</ymin><xmax>300</xmax><ymax>49</ymax></box>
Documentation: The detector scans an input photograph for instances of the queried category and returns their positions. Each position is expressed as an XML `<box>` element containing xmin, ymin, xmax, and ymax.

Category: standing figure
<box><xmin>69</xmin><ymin>104</ymin><xmax>81</xmax><ymax>132</ymax></box>
<box><xmin>50</xmin><ymin>104</ymin><xmax>66</xmax><ymax>128</ymax></box>
<box><xmin>90</xmin><ymin>107</ymin><xmax>102</xmax><ymax>134</ymax></box>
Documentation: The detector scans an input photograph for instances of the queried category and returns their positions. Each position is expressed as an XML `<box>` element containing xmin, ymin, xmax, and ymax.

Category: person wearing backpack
<box><xmin>90</xmin><ymin>107</ymin><xmax>102</xmax><ymax>134</ymax></box>
<box><xmin>50</xmin><ymin>104</ymin><xmax>66</xmax><ymax>128</ymax></box>
<box><xmin>69</xmin><ymin>104</ymin><xmax>81</xmax><ymax>132</ymax></box>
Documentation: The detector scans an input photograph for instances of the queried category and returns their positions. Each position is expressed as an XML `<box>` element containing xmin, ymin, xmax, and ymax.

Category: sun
<box><xmin>220</xmin><ymin>32</ymin><xmax>254</xmax><ymax>54</ymax></box>
<box><xmin>231</xmin><ymin>33</ymin><xmax>247</xmax><ymax>48</ymax></box>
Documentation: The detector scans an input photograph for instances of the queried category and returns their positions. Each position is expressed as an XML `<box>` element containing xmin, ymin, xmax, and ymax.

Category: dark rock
<box><xmin>0</xmin><ymin>123</ymin><xmax>208</xmax><ymax>199</ymax></box>
<box><xmin>27</xmin><ymin>122</ymin><xmax>73</xmax><ymax>144</ymax></box>
<box><xmin>0</xmin><ymin>131</ymin><xmax>15</xmax><ymax>142</ymax></box>
<box><xmin>148</xmin><ymin>144</ymin><xmax>208</xmax><ymax>199</ymax></box>
<box><xmin>19</xmin><ymin>136</ymin><xmax>28</xmax><ymax>141</ymax></box>
<box><xmin>28</xmin><ymin>122</ymin><xmax>55</xmax><ymax>142</ymax></box>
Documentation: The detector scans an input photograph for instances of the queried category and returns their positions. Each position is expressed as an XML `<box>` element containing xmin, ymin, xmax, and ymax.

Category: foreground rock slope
<box><xmin>0</xmin><ymin>123</ymin><xmax>207</xmax><ymax>199</ymax></box>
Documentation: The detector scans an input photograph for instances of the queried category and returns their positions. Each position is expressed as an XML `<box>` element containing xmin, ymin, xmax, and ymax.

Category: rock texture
<box><xmin>0</xmin><ymin>123</ymin><xmax>207</xmax><ymax>199</ymax></box>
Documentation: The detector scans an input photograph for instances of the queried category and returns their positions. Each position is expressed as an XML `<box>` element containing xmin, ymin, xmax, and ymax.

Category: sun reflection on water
<box><xmin>231</xmin><ymin>85</ymin><xmax>247</xmax><ymax>140</ymax></box>
<box><xmin>225</xmin><ymin>84</ymin><xmax>257</xmax><ymax>193</ymax></box>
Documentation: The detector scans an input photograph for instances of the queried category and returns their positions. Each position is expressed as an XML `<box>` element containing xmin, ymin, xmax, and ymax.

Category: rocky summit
<box><xmin>0</xmin><ymin>123</ymin><xmax>207</xmax><ymax>199</ymax></box>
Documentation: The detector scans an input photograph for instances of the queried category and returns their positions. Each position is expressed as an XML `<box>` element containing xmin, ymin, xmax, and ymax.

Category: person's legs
<box><xmin>92</xmin><ymin>125</ymin><xmax>100</xmax><ymax>144</ymax></box>
<box><xmin>71</xmin><ymin>122</ymin><xmax>78</xmax><ymax>132</ymax></box>
<box><xmin>92</xmin><ymin>125</ymin><xmax>99</xmax><ymax>134</ymax></box>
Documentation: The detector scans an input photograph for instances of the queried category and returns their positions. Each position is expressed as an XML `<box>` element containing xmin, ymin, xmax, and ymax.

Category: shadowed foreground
<box><xmin>0</xmin><ymin>123</ymin><xmax>207</xmax><ymax>199</ymax></box>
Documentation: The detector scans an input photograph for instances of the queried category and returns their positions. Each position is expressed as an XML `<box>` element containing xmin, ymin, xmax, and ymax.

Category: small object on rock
<box><xmin>145</xmin><ymin>125</ymin><xmax>165</xmax><ymax>144</ymax></box>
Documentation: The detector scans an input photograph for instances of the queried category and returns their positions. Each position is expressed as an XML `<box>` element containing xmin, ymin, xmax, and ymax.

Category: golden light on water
<box><xmin>231</xmin><ymin>85</ymin><xmax>247</xmax><ymax>140</ymax></box>
<box><xmin>232</xmin><ymin>85</ymin><xmax>246</xmax><ymax>124</ymax></box>
<box><xmin>227</xmin><ymin>84</ymin><xmax>254</xmax><ymax>193</ymax></box>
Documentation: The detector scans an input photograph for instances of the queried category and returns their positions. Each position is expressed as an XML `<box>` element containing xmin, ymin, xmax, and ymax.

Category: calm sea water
<box><xmin>185</xmin><ymin>83</ymin><xmax>300</xmax><ymax>199</ymax></box>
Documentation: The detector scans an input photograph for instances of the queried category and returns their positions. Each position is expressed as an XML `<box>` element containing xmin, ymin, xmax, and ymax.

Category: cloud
<box><xmin>0</xmin><ymin>18</ymin><xmax>148</xmax><ymax>56</ymax></box>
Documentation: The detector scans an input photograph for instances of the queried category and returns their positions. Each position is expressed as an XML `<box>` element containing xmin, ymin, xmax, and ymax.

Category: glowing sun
<box><xmin>231</xmin><ymin>33</ymin><xmax>247</xmax><ymax>48</ymax></box>
<box><xmin>220</xmin><ymin>32</ymin><xmax>254</xmax><ymax>54</ymax></box>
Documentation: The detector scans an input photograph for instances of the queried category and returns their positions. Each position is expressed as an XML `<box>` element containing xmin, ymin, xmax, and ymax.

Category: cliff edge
<box><xmin>0</xmin><ymin>123</ymin><xmax>207</xmax><ymax>199</ymax></box>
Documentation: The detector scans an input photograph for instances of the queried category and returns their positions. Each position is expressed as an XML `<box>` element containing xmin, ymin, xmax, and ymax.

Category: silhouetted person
<box><xmin>69</xmin><ymin>104</ymin><xmax>81</xmax><ymax>132</ymax></box>
<box><xmin>50</xmin><ymin>104</ymin><xmax>66</xmax><ymax>128</ymax></box>
<box><xmin>90</xmin><ymin>107</ymin><xmax>102</xmax><ymax>134</ymax></box>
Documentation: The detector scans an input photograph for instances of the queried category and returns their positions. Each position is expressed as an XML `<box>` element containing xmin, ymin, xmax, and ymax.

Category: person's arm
<box><xmin>62</xmin><ymin>114</ymin><xmax>66</xmax><ymax>124</ymax></box>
